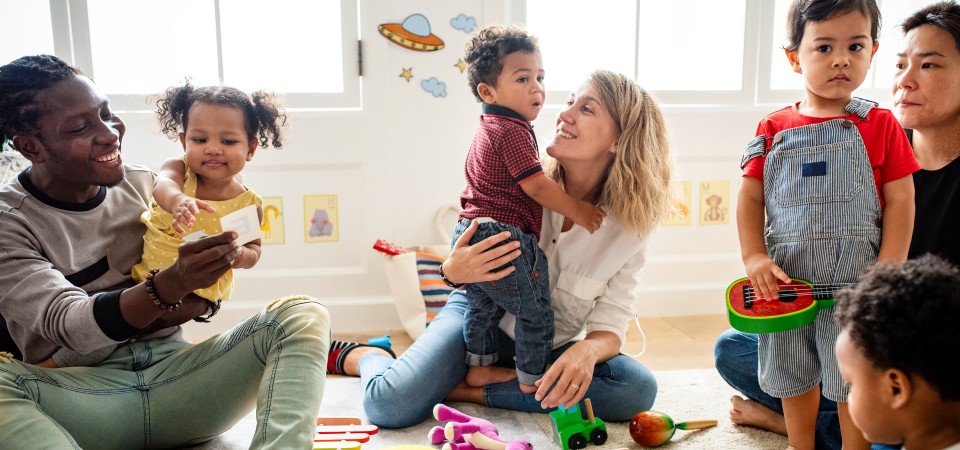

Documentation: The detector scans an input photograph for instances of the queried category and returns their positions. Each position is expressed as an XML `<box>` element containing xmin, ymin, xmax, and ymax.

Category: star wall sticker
<box><xmin>399</xmin><ymin>67</ymin><xmax>413</xmax><ymax>82</ymax></box>
<box><xmin>454</xmin><ymin>59</ymin><xmax>466</xmax><ymax>73</ymax></box>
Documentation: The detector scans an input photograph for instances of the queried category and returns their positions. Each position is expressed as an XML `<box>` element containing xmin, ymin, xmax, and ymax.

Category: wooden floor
<box><xmin>333</xmin><ymin>313</ymin><xmax>730</xmax><ymax>371</ymax></box>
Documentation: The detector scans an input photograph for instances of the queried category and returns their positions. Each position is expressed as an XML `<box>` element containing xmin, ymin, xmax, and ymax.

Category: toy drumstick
<box><xmin>316</xmin><ymin>425</ymin><xmax>378</xmax><ymax>435</ymax></box>
<box><xmin>314</xmin><ymin>432</ymin><xmax>369</xmax><ymax>443</ymax></box>
<box><xmin>628</xmin><ymin>410</ymin><xmax>717</xmax><ymax>447</ymax></box>
<box><xmin>317</xmin><ymin>417</ymin><xmax>362</xmax><ymax>426</ymax></box>
<box><xmin>313</xmin><ymin>442</ymin><xmax>361</xmax><ymax>450</ymax></box>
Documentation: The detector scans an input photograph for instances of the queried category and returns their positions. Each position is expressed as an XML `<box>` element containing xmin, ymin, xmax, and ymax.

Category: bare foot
<box><xmin>729</xmin><ymin>395</ymin><xmax>788</xmax><ymax>435</ymax></box>
<box><xmin>341</xmin><ymin>346</ymin><xmax>393</xmax><ymax>377</ymax></box>
<box><xmin>465</xmin><ymin>366</ymin><xmax>517</xmax><ymax>387</ymax></box>
<box><xmin>445</xmin><ymin>381</ymin><xmax>485</xmax><ymax>405</ymax></box>
<box><xmin>519</xmin><ymin>383</ymin><xmax>537</xmax><ymax>394</ymax></box>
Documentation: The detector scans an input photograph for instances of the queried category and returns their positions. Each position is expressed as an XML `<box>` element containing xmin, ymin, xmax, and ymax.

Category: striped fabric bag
<box><xmin>414</xmin><ymin>252</ymin><xmax>453</xmax><ymax>324</ymax></box>
<box><xmin>378</xmin><ymin>246</ymin><xmax>452</xmax><ymax>340</ymax></box>
<box><xmin>377</xmin><ymin>206</ymin><xmax>459</xmax><ymax>339</ymax></box>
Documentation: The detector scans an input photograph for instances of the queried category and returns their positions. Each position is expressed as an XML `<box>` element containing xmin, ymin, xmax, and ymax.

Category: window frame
<box><xmin>513</xmin><ymin>0</ymin><xmax>763</xmax><ymax>107</ymax></box>
<box><xmin>46</xmin><ymin>0</ymin><xmax>360</xmax><ymax>112</ymax></box>
<box><xmin>514</xmin><ymin>0</ymin><xmax>909</xmax><ymax>108</ymax></box>
<box><xmin>632</xmin><ymin>0</ymin><xmax>760</xmax><ymax>106</ymax></box>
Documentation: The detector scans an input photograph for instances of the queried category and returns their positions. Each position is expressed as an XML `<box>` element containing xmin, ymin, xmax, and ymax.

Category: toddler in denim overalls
<box><xmin>737</xmin><ymin>1</ymin><xmax>919</xmax><ymax>448</ymax></box>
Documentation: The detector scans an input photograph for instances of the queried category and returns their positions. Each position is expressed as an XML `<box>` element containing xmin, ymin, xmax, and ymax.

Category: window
<box><xmin>520</xmin><ymin>0</ymin><xmax>934</xmax><ymax>107</ymax></box>
<box><xmin>0</xmin><ymin>1</ymin><xmax>55</xmax><ymax>64</ymax></box>
<box><xmin>522</xmin><ymin>0</ymin><xmax>754</xmax><ymax>105</ymax></box>
<box><xmin>525</xmin><ymin>0</ymin><xmax>636</xmax><ymax>94</ymax></box>
<box><xmin>636</xmin><ymin>1</ymin><xmax>746</xmax><ymax>92</ymax></box>
<box><xmin>2</xmin><ymin>0</ymin><xmax>360</xmax><ymax>111</ymax></box>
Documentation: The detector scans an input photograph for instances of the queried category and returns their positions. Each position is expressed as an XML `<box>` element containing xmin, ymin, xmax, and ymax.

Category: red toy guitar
<box><xmin>373</xmin><ymin>239</ymin><xmax>406</xmax><ymax>255</ymax></box>
<box><xmin>726</xmin><ymin>277</ymin><xmax>851</xmax><ymax>334</ymax></box>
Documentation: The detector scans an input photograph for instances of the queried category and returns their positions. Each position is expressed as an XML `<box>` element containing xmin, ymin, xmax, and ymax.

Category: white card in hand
<box><xmin>220</xmin><ymin>204</ymin><xmax>262</xmax><ymax>245</ymax></box>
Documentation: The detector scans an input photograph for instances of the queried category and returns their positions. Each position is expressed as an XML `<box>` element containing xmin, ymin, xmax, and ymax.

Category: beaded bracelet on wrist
<box><xmin>145</xmin><ymin>269</ymin><xmax>182</xmax><ymax>312</ymax></box>
<box><xmin>438</xmin><ymin>263</ymin><xmax>465</xmax><ymax>289</ymax></box>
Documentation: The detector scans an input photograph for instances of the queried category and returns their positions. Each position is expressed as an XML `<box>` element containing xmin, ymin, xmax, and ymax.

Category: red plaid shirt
<box><xmin>459</xmin><ymin>104</ymin><xmax>544</xmax><ymax>238</ymax></box>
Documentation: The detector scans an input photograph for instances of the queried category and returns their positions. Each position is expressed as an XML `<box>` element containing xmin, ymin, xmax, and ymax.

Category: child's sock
<box><xmin>327</xmin><ymin>340</ymin><xmax>396</xmax><ymax>375</ymax></box>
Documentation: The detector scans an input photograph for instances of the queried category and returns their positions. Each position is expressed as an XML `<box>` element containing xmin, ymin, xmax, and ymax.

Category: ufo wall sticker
<box><xmin>379</xmin><ymin>13</ymin><xmax>445</xmax><ymax>51</ymax></box>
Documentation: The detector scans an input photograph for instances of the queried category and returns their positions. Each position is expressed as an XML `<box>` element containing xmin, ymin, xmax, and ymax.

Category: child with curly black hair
<box><xmin>453</xmin><ymin>25</ymin><xmax>605</xmax><ymax>394</ymax></box>
<box><xmin>834</xmin><ymin>254</ymin><xmax>960</xmax><ymax>450</ymax></box>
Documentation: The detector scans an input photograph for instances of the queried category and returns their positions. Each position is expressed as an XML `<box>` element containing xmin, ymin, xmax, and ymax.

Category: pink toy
<box><xmin>428</xmin><ymin>404</ymin><xmax>533</xmax><ymax>450</ymax></box>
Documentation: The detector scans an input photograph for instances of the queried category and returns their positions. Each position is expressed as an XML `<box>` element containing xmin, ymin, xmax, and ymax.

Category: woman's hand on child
<box><xmin>743</xmin><ymin>253</ymin><xmax>791</xmax><ymax>300</ymax></box>
<box><xmin>572</xmin><ymin>201</ymin><xmax>605</xmax><ymax>234</ymax></box>
<box><xmin>444</xmin><ymin>220</ymin><xmax>521</xmax><ymax>284</ymax></box>
<box><xmin>534</xmin><ymin>340</ymin><xmax>596</xmax><ymax>409</ymax></box>
<box><xmin>170</xmin><ymin>195</ymin><xmax>216</xmax><ymax>234</ymax></box>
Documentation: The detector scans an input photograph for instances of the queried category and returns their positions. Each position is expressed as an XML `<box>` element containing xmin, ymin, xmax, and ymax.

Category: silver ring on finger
<box><xmin>569</xmin><ymin>383</ymin><xmax>580</xmax><ymax>390</ymax></box>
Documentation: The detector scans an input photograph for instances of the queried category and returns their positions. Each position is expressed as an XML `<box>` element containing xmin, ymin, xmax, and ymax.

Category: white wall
<box><xmin>121</xmin><ymin>0</ymin><xmax>767</xmax><ymax>333</ymax></box>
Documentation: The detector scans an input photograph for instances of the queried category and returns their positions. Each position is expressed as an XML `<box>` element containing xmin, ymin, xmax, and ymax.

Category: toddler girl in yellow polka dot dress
<box><xmin>130</xmin><ymin>81</ymin><xmax>287</xmax><ymax>308</ymax></box>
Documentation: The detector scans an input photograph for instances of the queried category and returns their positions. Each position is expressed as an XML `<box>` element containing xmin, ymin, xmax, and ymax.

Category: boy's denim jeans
<box><xmin>452</xmin><ymin>218</ymin><xmax>554</xmax><ymax>385</ymax></box>
<box><xmin>0</xmin><ymin>297</ymin><xmax>329</xmax><ymax>450</ymax></box>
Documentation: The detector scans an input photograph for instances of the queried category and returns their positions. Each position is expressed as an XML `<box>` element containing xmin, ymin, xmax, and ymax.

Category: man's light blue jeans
<box><xmin>359</xmin><ymin>291</ymin><xmax>657</xmax><ymax>428</ymax></box>
<box><xmin>0</xmin><ymin>297</ymin><xmax>330</xmax><ymax>450</ymax></box>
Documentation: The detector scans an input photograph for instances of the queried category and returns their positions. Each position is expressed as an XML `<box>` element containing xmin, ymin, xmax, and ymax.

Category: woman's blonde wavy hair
<box><xmin>545</xmin><ymin>70</ymin><xmax>674</xmax><ymax>236</ymax></box>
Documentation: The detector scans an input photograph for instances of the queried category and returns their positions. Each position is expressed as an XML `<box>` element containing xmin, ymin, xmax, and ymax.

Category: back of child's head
<box><xmin>785</xmin><ymin>0</ymin><xmax>881</xmax><ymax>51</ymax></box>
<box><xmin>835</xmin><ymin>254</ymin><xmax>960</xmax><ymax>402</ymax></box>
<box><xmin>901</xmin><ymin>1</ymin><xmax>960</xmax><ymax>49</ymax></box>
<box><xmin>463</xmin><ymin>25</ymin><xmax>539</xmax><ymax>103</ymax></box>
<box><xmin>155</xmin><ymin>80</ymin><xmax>286</xmax><ymax>149</ymax></box>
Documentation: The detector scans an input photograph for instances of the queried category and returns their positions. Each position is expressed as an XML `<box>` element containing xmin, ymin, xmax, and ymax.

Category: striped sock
<box><xmin>327</xmin><ymin>340</ymin><xmax>396</xmax><ymax>375</ymax></box>
<box><xmin>327</xmin><ymin>340</ymin><xmax>359</xmax><ymax>375</ymax></box>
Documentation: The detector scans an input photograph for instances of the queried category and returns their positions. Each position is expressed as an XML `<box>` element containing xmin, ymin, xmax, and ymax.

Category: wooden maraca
<box><xmin>628</xmin><ymin>410</ymin><xmax>717</xmax><ymax>447</ymax></box>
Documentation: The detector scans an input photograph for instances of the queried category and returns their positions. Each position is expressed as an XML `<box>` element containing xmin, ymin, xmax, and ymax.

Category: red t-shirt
<box><xmin>459</xmin><ymin>104</ymin><xmax>544</xmax><ymax>237</ymax></box>
<box><xmin>743</xmin><ymin>103</ymin><xmax>919</xmax><ymax>206</ymax></box>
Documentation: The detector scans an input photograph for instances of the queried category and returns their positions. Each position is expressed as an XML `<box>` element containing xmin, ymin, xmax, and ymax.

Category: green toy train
<box><xmin>548</xmin><ymin>398</ymin><xmax>608</xmax><ymax>450</ymax></box>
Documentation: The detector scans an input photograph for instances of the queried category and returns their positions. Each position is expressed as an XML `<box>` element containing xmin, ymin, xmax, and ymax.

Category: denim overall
<box><xmin>742</xmin><ymin>98</ymin><xmax>881</xmax><ymax>401</ymax></box>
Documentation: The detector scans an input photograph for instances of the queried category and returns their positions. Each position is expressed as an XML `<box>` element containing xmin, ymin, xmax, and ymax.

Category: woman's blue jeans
<box><xmin>714</xmin><ymin>328</ymin><xmax>900</xmax><ymax>450</ymax></box>
<box><xmin>360</xmin><ymin>290</ymin><xmax>657</xmax><ymax>428</ymax></box>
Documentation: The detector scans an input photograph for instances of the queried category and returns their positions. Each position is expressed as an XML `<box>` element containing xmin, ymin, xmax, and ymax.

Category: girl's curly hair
<box><xmin>155</xmin><ymin>80</ymin><xmax>286</xmax><ymax>149</ymax></box>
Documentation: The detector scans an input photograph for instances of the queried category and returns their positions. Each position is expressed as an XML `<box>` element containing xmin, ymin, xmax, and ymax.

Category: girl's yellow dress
<box><xmin>130</xmin><ymin>165</ymin><xmax>261</xmax><ymax>302</ymax></box>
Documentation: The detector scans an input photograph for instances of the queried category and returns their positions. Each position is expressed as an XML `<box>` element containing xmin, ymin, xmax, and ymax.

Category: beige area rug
<box><xmin>195</xmin><ymin>369</ymin><xmax>787</xmax><ymax>449</ymax></box>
